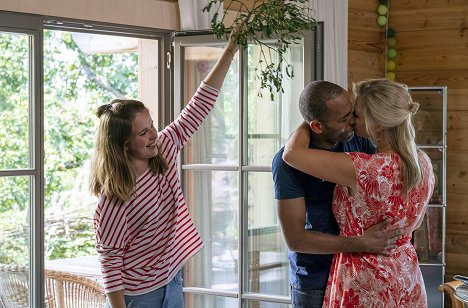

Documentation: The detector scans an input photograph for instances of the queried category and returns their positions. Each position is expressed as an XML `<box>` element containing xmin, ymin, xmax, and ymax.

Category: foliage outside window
<box><xmin>0</xmin><ymin>31</ymin><xmax>138</xmax><ymax>264</ymax></box>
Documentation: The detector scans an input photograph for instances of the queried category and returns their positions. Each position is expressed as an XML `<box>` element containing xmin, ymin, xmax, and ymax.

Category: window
<box><xmin>174</xmin><ymin>29</ymin><xmax>322</xmax><ymax>307</ymax></box>
<box><xmin>0</xmin><ymin>11</ymin><xmax>171</xmax><ymax>307</ymax></box>
<box><xmin>0</xmin><ymin>10</ymin><xmax>322</xmax><ymax>306</ymax></box>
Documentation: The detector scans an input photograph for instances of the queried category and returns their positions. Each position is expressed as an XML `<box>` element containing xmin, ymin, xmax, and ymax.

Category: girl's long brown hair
<box><xmin>89</xmin><ymin>99</ymin><xmax>168</xmax><ymax>201</ymax></box>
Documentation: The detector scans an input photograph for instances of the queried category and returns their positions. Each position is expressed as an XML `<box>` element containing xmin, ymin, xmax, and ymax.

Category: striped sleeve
<box><xmin>160</xmin><ymin>82</ymin><xmax>219</xmax><ymax>153</ymax></box>
<box><xmin>93</xmin><ymin>196</ymin><xmax>129</xmax><ymax>294</ymax></box>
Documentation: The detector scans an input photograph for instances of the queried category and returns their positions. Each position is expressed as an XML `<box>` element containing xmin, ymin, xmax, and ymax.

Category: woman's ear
<box><xmin>310</xmin><ymin>120</ymin><xmax>323</xmax><ymax>134</ymax></box>
<box><xmin>373</xmin><ymin>124</ymin><xmax>387</xmax><ymax>141</ymax></box>
<box><xmin>374</xmin><ymin>124</ymin><xmax>385</xmax><ymax>134</ymax></box>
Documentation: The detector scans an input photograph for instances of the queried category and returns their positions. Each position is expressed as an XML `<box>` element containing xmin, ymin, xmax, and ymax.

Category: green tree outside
<box><xmin>0</xmin><ymin>30</ymin><xmax>138</xmax><ymax>264</ymax></box>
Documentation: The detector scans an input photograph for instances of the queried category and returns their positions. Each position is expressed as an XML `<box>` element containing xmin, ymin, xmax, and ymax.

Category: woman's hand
<box><xmin>283</xmin><ymin>122</ymin><xmax>313</xmax><ymax>166</ymax></box>
<box><xmin>203</xmin><ymin>26</ymin><xmax>242</xmax><ymax>90</ymax></box>
<box><xmin>225</xmin><ymin>32</ymin><xmax>238</xmax><ymax>58</ymax></box>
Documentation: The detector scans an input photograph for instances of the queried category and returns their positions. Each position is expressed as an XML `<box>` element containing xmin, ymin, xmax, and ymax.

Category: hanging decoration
<box><xmin>376</xmin><ymin>0</ymin><xmax>397</xmax><ymax>80</ymax></box>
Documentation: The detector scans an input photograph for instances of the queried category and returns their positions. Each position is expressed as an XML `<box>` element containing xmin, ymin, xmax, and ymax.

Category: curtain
<box><xmin>308</xmin><ymin>0</ymin><xmax>348</xmax><ymax>88</ymax></box>
<box><xmin>182</xmin><ymin>57</ymin><xmax>214</xmax><ymax>308</ymax></box>
<box><xmin>281</xmin><ymin>43</ymin><xmax>306</xmax><ymax>144</ymax></box>
<box><xmin>178</xmin><ymin>0</ymin><xmax>219</xmax><ymax>30</ymax></box>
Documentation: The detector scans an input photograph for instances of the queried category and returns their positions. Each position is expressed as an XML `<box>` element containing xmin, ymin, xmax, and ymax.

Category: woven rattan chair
<box><xmin>45</xmin><ymin>269</ymin><xmax>105</xmax><ymax>308</ymax></box>
<box><xmin>0</xmin><ymin>264</ymin><xmax>29</xmax><ymax>308</ymax></box>
<box><xmin>0</xmin><ymin>264</ymin><xmax>105</xmax><ymax>308</ymax></box>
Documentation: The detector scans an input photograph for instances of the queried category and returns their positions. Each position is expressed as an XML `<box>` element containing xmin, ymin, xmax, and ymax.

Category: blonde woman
<box><xmin>89</xmin><ymin>37</ymin><xmax>238</xmax><ymax>307</ymax></box>
<box><xmin>283</xmin><ymin>79</ymin><xmax>435</xmax><ymax>307</ymax></box>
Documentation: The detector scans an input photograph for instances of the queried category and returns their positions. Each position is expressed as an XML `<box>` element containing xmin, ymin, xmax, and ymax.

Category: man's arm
<box><xmin>277</xmin><ymin>198</ymin><xmax>399</xmax><ymax>254</ymax></box>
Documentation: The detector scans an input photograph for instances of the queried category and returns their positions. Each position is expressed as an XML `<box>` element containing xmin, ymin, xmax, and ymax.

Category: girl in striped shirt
<box><xmin>89</xmin><ymin>36</ymin><xmax>238</xmax><ymax>308</ymax></box>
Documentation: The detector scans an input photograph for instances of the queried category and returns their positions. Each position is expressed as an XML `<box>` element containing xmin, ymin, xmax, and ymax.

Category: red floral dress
<box><xmin>323</xmin><ymin>152</ymin><xmax>435</xmax><ymax>308</ymax></box>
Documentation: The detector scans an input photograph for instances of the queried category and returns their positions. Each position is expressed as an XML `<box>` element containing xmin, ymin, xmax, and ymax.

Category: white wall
<box><xmin>0</xmin><ymin>0</ymin><xmax>180</xmax><ymax>30</ymax></box>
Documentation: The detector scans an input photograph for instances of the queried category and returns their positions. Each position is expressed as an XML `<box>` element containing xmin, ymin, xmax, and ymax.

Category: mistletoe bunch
<box><xmin>203</xmin><ymin>0</ymin><xmax>316</xmax><ymax>99</ymax></box>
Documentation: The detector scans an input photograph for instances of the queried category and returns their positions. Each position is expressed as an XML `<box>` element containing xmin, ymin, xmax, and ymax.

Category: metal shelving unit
<box><xmin>409</xmin><ymin>86</ymin><xmax>447</xmax><ymax>308</ymax></box>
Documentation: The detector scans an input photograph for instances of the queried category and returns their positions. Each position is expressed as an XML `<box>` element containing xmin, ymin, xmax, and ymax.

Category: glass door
<box><xmin>174</xmin><ymin>28</ymin><xmax>322</xmax><ymax>307</ymax></box>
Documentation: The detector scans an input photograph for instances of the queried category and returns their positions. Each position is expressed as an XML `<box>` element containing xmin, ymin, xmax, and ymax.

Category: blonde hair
<box><xmin>89</xmin><ymin>99</ymin><xmax>168</xmax><ymax>201</ymax></box>
<box><xmin>352</xmin><ymin>79</ymin><xmax>422</xmax><ymax>193</ymax></box>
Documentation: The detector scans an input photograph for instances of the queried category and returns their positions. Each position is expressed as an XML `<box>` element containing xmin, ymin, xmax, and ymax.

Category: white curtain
<box><xmin>184</xmin><ymin>60</ymin><xmax>214</xmax><ymax>307</ymax></box>
<box><xmin>308</xmin><ymin>0</ymin><xmax>348</xmax><ymax>88</ymax></box>
<box><xmin>281</xmin><ymin>43</ymin><xmax>306</xmax><ymax>143</ymax></box>
<box><xmin>178</xmin><ymin>0</ymin><xmax>220</xmax><ymax>30</ymax></box>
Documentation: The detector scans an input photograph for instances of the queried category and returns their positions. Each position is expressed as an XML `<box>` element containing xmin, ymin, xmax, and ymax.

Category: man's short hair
<box><xmin>299</xmin><ymin>80</ymin><xmax>345</xmax><ymax>123</ymax></box>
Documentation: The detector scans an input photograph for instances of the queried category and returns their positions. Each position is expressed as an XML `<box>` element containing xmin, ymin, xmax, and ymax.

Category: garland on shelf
<box><xmin>376</xmin><ymin>0</ymin><xmax>397</xmax><ymax>80</ymax></box>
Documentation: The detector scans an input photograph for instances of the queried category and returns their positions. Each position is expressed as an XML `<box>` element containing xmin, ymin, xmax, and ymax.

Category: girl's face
<box><xmin>125</xmin><ymin>110</ymin><xmax>159</xmax><ymax>165</ymax></box>
<box><xmin>353</xmin><ymin>99</ymin><xmax>368</xmax><ymax>138</ymax></box>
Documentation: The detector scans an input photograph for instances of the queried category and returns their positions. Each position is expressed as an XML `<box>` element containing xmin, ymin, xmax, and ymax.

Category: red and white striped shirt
<box><xmin>94</xmin><ymin>82</ymin><xmax>219</xmax><ymax>295</ymax></box>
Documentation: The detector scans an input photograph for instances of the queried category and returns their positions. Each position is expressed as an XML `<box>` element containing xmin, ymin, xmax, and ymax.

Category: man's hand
<box><xmin>360</xmin><ymin>220</ymin><xmax>401</xmax><ymax>255</ymax></box>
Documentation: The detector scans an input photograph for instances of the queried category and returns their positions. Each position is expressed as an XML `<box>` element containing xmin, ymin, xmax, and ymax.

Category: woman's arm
<box><xmin>159</xmin><ymin>31</ymin><xmax>239</xmax><ymax>152</ymax></box>
<box><xmin>107</xmin><ymin>290</ymin><xmax>125</xmax><ymax>308</ymax></box>
<box><xmin>282</xmin><ymin>122</ymin><xmax>357</xmax><ymax>188</ymax></box>
<box><xmin>203</xmin><ymin>33</ymin><xmax>239</xmax><ymax>90</ymax></box>
<box><xmin>94</xmin><ymin>198</ymin><xmax>128</xmax><ymax>299</ymax></box>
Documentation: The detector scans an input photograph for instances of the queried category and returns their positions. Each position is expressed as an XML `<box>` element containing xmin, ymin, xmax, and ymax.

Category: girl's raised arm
<box><xmin>203</xmin><ymin>32</ymin><xmax>239</xmax><ymax>90</ymax></box>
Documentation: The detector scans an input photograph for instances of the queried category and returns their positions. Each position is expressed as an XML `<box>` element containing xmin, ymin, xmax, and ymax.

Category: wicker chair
<box><xmin>0</xmin><ymin>264</ymin><xmax>29</xmax><ymax>308</ymax></box>
<box><xmin>45</xmin><ymin>269</ymin><xmax>105</xmax><ymax>308</ymax></box>
<box><xmin>0</xmin><ymin>264</ymin><xmax>105</xmax><ymax>308</ymax></box>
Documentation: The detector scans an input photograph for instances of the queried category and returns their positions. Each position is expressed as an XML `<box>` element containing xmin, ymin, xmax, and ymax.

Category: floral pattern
<box><xmin>323</xmin><ymin>152</ymin><xmax>435</xmax><ymax>308</ymax></box>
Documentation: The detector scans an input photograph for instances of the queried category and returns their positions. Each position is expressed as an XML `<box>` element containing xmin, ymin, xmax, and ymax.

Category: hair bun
<box><xmin>409</xmin><ymin>102</ymin><xmax>419</xmax><ymax>114</ymax></box>
<box><xmin>96</xmin><ymin>105</ymin><xmax>107</xmax><ymax>118</ymax></box>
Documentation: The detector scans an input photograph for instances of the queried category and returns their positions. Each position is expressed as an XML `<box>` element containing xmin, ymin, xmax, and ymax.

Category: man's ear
<box><xmin>310</xmin><ymin>120</ymin><xmax>323</xmax><ymax>134</ymax></box>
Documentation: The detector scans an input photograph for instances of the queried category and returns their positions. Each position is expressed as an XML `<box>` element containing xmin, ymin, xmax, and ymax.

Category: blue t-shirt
<box><xmin>271</xmin><ymin>135</ymin><xmax>375</xmax><ymax>289</ymax></box>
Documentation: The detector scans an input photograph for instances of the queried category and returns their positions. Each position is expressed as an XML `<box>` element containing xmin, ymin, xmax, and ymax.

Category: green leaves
<box><xmin>203</xmin><ymin>0</ymin><xmax>316</xmax><ymax>99</ymax></box>
<box><xmin>0</xmin><ymin>30</ymin><xmax>139</xmax><ymax>262</ymax></box>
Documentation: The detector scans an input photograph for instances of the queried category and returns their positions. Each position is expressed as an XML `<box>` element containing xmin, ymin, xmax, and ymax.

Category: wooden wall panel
<box><xmin>348</xmin><ymin>50</ymin><xmax>383</xmax><ymax>84</ymax></box>
<box><xmin>348</xmin><ymin>29</ymin><xmax>383</xmax><ymax>52</ymax></box>
<box><xmin>348</xmin><ymin>8</ymin><xmax>382</xmax><ymax>30</ymax></box>
<box><xmin>446</xmin><ymin>253</ymin><xmax>468</xmax><ymax>274</ymax></box>
<box><xmin>348</xmin><ymin>1</ymin><xmax>384</xmax><ymax>87</ymax></box>
<box><xmin>349</xmin><ymin>0</ymin><xmax>381</xmax><ymax>11</ymax></box>
<box><xmin>389</xmin><ymin>6</ymin><xmax>468</xmax><ymax>31</ymax></box>
<box><xmin>397</xmin><ymin>47</ymin><xmax>468</xmax><ymax>72</ymax></box>
<box><xmin>392</xmin><ymin>70</ymin><xmax>468</xmax><ymax>88</ymax></box>
<box><xmin>390</xmin><ymin>0</ymin><xmax>468</xmax><ymax>10</ymax></box>
<box><xmin>446</xmin><ymin>194</ymin><xmax>468</xmax><ymax>233</ymax></box>
<box><xmin>447</xmin><ymin>129</ymin><xmax>468</xmax><ymax>151</ymax></box>
<box><xmin>396</xmin><ymin>29</ymin><xmax>468</xmax><ymax>49</ymax></box>
<box><xmin>447</xmin><ymin>151</ymin><xmax>468</xmax><ymax>193</ymax></box>
<box><xmin>448</xmin><ymin>89</ymin><xmax>468</xmax><ymax>111</ymax></box>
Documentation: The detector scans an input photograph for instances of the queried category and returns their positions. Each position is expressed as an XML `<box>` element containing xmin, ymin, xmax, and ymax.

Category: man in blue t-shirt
<box><xmin>272</xmin><ymin>81</ymin><xmax>399</xmax><ymax>308</ymax></box>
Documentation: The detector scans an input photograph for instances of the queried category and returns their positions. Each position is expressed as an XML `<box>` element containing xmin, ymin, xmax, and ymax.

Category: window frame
<box><xmin>173</xmin><ymin>26</ymin><xmax>323</xmax><ymax>306</ymax></box>
<box><xmin>0</xmin><ymin>11</ymin><xmax>173</xmax><ymax>307</ymax></box>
